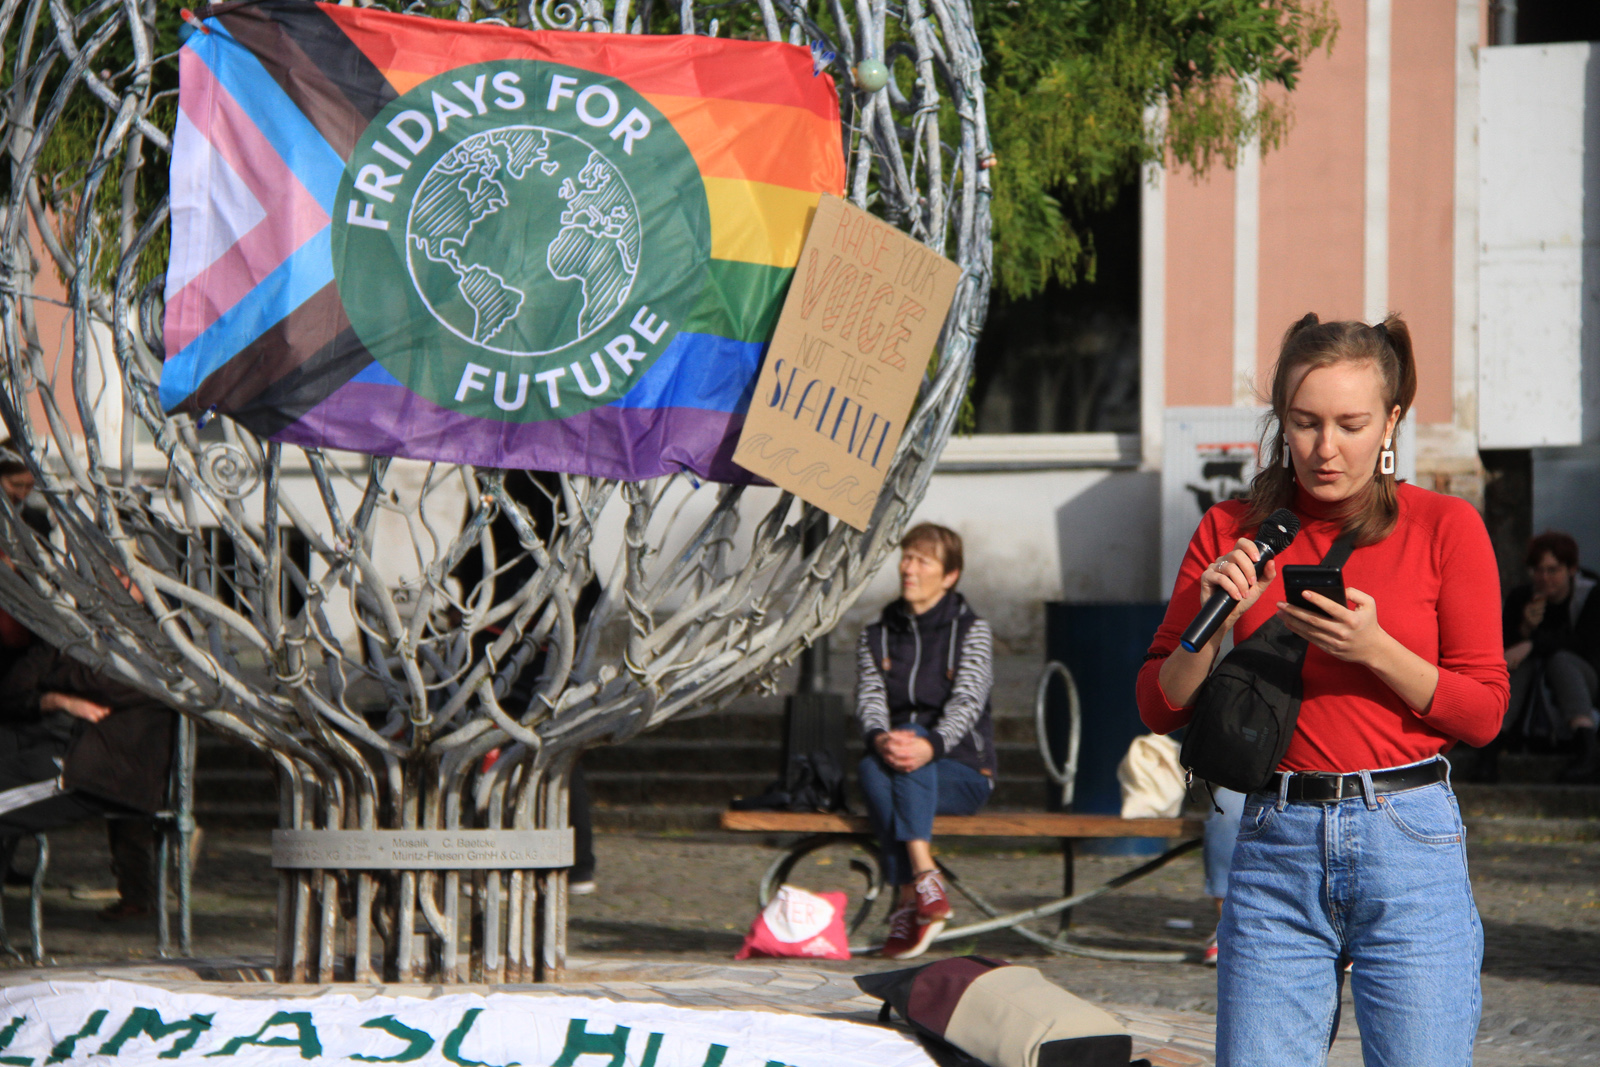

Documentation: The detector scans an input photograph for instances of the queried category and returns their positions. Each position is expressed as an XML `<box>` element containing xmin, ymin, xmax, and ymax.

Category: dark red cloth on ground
<box><xmin>1138</xmin><ymin>483</ymin><xmax>1509</xmax><ymax>771</ymax></box>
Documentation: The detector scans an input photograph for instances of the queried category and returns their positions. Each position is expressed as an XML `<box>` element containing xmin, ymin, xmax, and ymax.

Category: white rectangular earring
<box><xmin>1380</xmin><ymin>445</ymin><xmax>1395</xmax><ymax>475</ymax></box>
<box><xmin>1282</xmin><ymin>437</ymin><xmax>1291</xmax><ymax>468</ymax></box>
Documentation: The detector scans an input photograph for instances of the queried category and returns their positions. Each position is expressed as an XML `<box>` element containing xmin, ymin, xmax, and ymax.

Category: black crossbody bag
<box><xmin>1178</xmin><ymin>533</ymin><xmax>1355</xmax><ymax>795</ymax></box>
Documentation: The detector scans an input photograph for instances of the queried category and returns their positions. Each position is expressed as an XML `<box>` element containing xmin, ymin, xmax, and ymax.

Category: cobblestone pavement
<box><xmin>2</xmin><ymin>825</ymin><xmax>1596</xmax><ymax>1065</ymax></box>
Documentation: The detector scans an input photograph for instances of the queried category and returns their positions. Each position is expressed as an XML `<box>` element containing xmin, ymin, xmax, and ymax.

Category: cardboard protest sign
<box><xmin>732</xmin><ymin>195</ymin><xmax>960</xmax><ymax>529</ymax></box>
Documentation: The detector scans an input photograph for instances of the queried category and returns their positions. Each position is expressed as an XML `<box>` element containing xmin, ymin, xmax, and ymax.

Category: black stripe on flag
<box><xmin>231</xmin><ymin>325</ymin><xmax>375</xmax><ymax>439</ymax></box>
<box><xmin>213</xmin><ymin>0</ymin><xmax>397</xmax><ymax>161</ymax></box>
<box><xmin>178</xmin><ymin>281</ymin><xmax>373</xmax><ymax>436</ymax></box>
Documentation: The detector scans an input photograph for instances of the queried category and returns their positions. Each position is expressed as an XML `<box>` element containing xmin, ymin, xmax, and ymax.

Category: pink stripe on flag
<box><xmin>166</xmin><ymin>48</ymin><xmax>330</xmax><ymax>356</ymax></box>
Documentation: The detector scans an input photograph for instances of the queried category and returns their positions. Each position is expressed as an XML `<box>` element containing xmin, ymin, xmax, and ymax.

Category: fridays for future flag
<box><xmin>162</xmin><ymin>1</ymin><xmax>845</xmax><ymax>481</ymax></box>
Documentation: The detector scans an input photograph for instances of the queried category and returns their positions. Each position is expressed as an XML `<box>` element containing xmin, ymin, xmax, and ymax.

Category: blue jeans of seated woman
<box><xmin>1202</xmin><ymin>786</ymin><xmax>1246</xmax><ymax>899</ymax></box>
<box><xmin>1216</xmin><ymin>765</ymin><xmax>1482</xmax><ymax>1067</ymax></box>
<box><xmin>857</xmin><ymin>725</ymin><xmax>991</xmax><ymax>886</ymax></box>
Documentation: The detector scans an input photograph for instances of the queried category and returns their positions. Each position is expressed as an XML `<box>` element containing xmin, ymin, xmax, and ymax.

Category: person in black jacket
<box><xmin>0</xmin><ymin>443</ymin><xmax>44</xmax><ymax>680</ymax></box>
<box><xmin>1502</xmin><ymin>530</ymin><xmax>1600</xmax><ymax>779</ymax></box>
<box><xmin>0</xmin><ymin>573</ymin><xmax>176</xmax><ymax>917</ymax></box>
<box><xmin>854</xmin><ymin>523</ymin><xmax>994</xmax><ymax>960</ymax></box>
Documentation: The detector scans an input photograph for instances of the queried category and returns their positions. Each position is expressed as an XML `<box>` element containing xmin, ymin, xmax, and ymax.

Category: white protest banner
<box><xmin>732</xmin><ymin>195</ymin><xmax>960</xmax><ymax>530</ymax></box>
<box><xmin>0</xmin><ymin>982</ymin><xmax>934</xmax><ymax>1067</ymax></box>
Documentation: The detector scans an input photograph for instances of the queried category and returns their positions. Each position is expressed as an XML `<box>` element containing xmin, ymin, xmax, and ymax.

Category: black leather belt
<box><xmin>1263</xmin><ymin>759</ymin><xmax>1448</xmax><ymax>802</ymax></box>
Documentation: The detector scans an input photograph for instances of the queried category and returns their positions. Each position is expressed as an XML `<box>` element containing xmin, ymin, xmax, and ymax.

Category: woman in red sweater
<box><xmin>1138</xmin><ymin>314</ymin><xmax>1507</xmax><ymax>1067</ymax></box>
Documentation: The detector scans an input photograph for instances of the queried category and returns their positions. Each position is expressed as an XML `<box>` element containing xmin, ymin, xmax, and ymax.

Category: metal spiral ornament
<box><xmin>198</xmin><ymin>442</ymin><xmax>261</xmax><ymax>501</ymax></box>
<box><xmin>0</xmin><ymin>0</ymin><xmax>993</xmax><ymax>983</ymax></box>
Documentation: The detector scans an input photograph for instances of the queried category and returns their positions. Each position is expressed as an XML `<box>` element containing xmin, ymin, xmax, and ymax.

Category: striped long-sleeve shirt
<box><xmin>854</xmin><ymin>590</ymin><xmax>997</xmax><ymax>776</ymax></box>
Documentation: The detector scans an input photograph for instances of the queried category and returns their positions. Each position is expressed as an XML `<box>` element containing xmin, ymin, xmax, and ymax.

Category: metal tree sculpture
<box><xmin>0</xmin><ymin>0</ymin><xmax>991</xmax><ymax>982</ymax></box>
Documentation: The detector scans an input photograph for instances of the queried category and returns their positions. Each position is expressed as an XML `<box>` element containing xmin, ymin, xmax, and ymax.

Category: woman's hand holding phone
<box><xmin>1277</xmin><ymin>587</ymin><xmax>1387</xmax><ymax>665</ymax></box>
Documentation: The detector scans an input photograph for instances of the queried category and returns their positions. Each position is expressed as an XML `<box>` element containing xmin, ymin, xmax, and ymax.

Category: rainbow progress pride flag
<box><xmin>162</xmin><ymin>1</ymin><xmax>844</xmax><ymax>480</ymax></box>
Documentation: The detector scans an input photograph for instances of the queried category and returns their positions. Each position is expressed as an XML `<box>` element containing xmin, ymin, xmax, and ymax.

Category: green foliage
<box><xmin>979</xmin><ymin>0</ymin><xmax>1335</xmax><ymax>299</ymax></box>
<box><xmin>7</xmin><ymin>0</ymin><xmax>1330</xmax><ymax>307</ymax></box>
<box><xmin>3</xmin><ymin>0</ymin><xmax>183</xmax><ymax>293</ymax></box>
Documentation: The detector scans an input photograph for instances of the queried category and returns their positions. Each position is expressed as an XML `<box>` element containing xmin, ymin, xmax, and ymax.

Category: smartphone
<box><xmin>1282</xmin><ymin>564</ymin><xmax>1346</xmax><ymax>616</ymax></box>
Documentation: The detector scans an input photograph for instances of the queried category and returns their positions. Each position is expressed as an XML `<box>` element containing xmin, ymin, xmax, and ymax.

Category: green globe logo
<box><xmin>333</xmin><ymin>61</ymin><xmax>710</xmax><ymax>422</ymax></box>
<box><xmin>408</xmin><ymin>126</ymin><xmax>640</xmax><ymax>355</ymax></box>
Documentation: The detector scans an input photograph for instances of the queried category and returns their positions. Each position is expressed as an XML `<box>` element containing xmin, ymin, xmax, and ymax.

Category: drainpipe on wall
<box><xmin>1494</xmin><ymin>0</ymin><xmax>1517</xmax><ymax>45</ymax></box>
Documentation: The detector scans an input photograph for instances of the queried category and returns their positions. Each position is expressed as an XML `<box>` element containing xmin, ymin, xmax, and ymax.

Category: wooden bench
<box><xmin>720</xmin><ymin>809</ymin><xmax>1206</xmax><ymax>961</ymax></box>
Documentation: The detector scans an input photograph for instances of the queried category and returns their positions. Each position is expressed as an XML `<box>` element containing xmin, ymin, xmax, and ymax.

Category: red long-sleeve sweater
<box><xmin>1137</xmin><ymin>484</ymin><xmax>1509</xmax><ymax>772</ymax></box>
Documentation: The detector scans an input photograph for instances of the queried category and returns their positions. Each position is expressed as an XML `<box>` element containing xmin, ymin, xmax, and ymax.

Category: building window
<box><xmin>969</xmin><ymin>181</ymin><xmax>1140</xmax><ymax>434</ymax></box>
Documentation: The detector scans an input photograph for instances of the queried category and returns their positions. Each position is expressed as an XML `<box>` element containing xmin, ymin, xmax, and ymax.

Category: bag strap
<box><xmin>1320</xmin><ymin>531</ymin><xmax>1357</xmax><ymax>569</ymax></box>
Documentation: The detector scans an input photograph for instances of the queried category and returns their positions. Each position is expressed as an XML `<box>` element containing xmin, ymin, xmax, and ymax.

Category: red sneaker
<box><xmin>881</xmin><ymin>904</ymin><xmax>942</xmax><ymax>960</ymax></box>
<box><xmin>912</xmin><ymin>870</ymin><xmax>952</xmax><ymax>924</ymax></box>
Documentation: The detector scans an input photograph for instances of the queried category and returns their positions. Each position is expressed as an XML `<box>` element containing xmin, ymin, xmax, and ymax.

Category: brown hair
<box><xmin>1241</xmin><ymin>313</ymin><xmax>1418</xmax><ymax>546</ymax></box>
<box><xmin>1526</xmin><ymin>530</ymin><xmax>1579</xmax><ymax>570</ymax></box>
<box><xmin>901</xmin><ymin>522</ymin><xmax>963</xmax><ymax>580</ymax></box>
<box><xmin>0</xmin><ymin>438</ymin><xmax>26</xmax><ymax>479</ymax></box>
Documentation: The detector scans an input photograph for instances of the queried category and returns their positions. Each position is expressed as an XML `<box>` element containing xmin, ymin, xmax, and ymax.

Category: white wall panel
<box><xmin>1478</xmin><ymin>43</ymin><xmax>1598</xmax><ymax>447</ymax></box>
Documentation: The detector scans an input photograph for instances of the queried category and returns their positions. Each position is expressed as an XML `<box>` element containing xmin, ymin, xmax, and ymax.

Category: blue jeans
<box><xmin>1216</xmin><ymin>765</ymin><xmax>1482</xmax><ymax>1067</ymax></box>
<box><xmin>857</xmin><ymin>726</ymin><xmax>991</xmax><ymax>886</ymax></box>
<box><xmin>1203</xmin><ymin>786</ymin><xmax>1246</xmax><ymax>899</ymax></box>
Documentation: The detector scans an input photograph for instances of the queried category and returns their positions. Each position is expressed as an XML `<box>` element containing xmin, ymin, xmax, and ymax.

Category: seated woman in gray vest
<box><xmin>854</xmin><ymin>523</ymin><xmax>995</xmax><ymax>960</ymax></box>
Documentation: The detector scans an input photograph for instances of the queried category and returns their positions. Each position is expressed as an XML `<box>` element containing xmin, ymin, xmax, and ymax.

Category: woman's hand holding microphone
<box><xmin>1201</xmin><ymin>537</ymin><xmax>1280</xmax><ymax>639</ymax></box>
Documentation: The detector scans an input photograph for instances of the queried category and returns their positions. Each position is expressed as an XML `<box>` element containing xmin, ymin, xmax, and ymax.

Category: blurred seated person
<box><xmin>0</xmin><ymin>569</ymin><xmax>175</xmax><ymax>918</ymax></box>
<box><xmin>0</xmin><ymin>440</ymin><xmax>50</xmax><ymax>536</ymax></box>
<box><xmin>0</xmin><ymin>442</ymin><xmax>45</xmax><ymax>678</ymax></box>
<box><xmin>854</xmin><ymin>523</ymin><xmax>994</xmax><ymax>960</ymax></box>
<box><xmin>1503</xmin><ymin>530</ymin><xmax>1600</xmax><ymax>780</ymax></box>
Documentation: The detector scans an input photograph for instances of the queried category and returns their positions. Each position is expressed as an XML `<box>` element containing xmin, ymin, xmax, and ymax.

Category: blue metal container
<box><xmin>1045</xmin><ymin>602</ymin><xmax>1170</xmax><ymax>855</ymax></box>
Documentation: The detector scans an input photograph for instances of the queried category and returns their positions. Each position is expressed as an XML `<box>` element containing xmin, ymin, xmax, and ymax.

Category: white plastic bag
<box><xmin>1118</xmin><ymin>733</ymin><xmax>1185</xmax><ymax>818</ymax></box>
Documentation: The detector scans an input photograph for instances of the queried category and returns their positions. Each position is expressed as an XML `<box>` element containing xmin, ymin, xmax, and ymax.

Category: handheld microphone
<box><xmin>1179</xmin><ymin>508</ymin><xmax>1301</xmax><ymax>653</ymax></box>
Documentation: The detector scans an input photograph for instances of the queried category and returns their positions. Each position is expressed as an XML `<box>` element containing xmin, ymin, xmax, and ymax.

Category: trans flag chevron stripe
<box><xmin>163</xmin><ymin>0</ymin><xmax>844</xmax><ymax>481</ymax></box>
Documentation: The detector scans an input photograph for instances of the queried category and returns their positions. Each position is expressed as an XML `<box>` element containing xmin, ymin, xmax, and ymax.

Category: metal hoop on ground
<box><xmin>757</xmin><ymin>832</ymin><xmax>886</xmax><ymax>938</ymax></box>
<box><xmin>1036</xmin><ymin>660</ymin><xmax>1081</xmax><ymax>808</ymax></box>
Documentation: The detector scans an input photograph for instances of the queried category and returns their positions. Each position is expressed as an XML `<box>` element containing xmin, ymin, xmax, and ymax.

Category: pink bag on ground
<box><xmin>735</xmin><ymin>884</ymin><xmax>852</xmax><ymax>960</ymax></box>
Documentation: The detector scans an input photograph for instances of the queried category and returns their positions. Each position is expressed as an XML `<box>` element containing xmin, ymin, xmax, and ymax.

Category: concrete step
<box><xmin>1454</xmin><ymin>783</ymin><xmax>1600</xmax><ymax>819</ymax></box>
<box><xmin>195</xmin><ymin>800</ymin><xmax>279</xmax><ymax>828</ymax></box>
<box><xmin>613</xmin><ymin>700</ymin><xmax>1047</xmax><ymax>745</ymax></box>
<box><xmin>584</xmin><ymin>740</ymin><xmax>781</xmax><ymax>774</ymax></box>
<box><xmin>585</xmin><ymin>770</ymin><xmax>1055</xmax><ymax>809</ymax></box>
<box><xmin>1464</xmin><ymin>816</ymin><xmax>1600</xmax><ymax>843</ymax></box>
<box><xmin>194</xmin><ymin>768</ymin><xmax>277</xmax><ymax>803</ymax></box>
<box><xmin>591</xmin><ymin>804</ymin><xmax>724</xmax><ymax>833</ymax></box>
<box><xmin>1444</xmin><ymin>748</ymin><xmax>1575</xmax><ymax>784</ymax></box>
<box><xmin>582</xmin><ymin>737</ymin><xmax>1054</xmax><ymax>776</ymax></box>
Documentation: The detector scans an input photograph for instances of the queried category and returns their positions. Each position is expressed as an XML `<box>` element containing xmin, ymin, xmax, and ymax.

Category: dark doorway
<box><xmin>970</xmin><ymin>181</ymin><xmax>1141</xmax><ymax>434</ymax></box>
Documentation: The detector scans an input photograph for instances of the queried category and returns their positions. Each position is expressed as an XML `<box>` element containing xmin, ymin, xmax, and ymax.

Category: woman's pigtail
<box><xmin>1379</xmin><ymin>314</ymin><xmax>1417</xmax><ymax>417</ymax></box>
<box><xmin>1285</xmin><ymin>312</ymin><xmax>1320</xmax><ymax>345</ymax></box>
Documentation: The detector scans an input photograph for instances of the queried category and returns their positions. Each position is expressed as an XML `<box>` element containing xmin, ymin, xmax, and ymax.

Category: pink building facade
<box><xmin>1141</xmin><ymin>0</ymin><xmax>1486</xmax><ymax>497</ymax></box>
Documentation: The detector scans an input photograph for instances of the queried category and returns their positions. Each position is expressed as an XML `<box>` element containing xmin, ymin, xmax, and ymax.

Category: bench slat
<box><xmin>718</xmin><ymin>810</ymin><xmax>1203</xmax><ymax>838</ymax></box>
